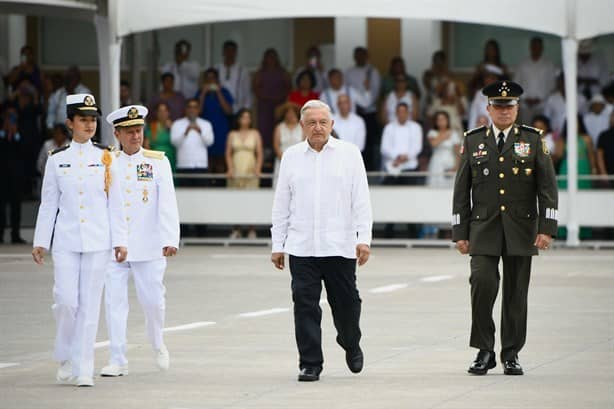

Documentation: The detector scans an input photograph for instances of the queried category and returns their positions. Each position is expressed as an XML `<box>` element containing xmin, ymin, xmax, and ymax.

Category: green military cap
<box><xmin>482</xmin><ymin>80</ymin><xmax>524</xmax><ymax>106</ymax></box>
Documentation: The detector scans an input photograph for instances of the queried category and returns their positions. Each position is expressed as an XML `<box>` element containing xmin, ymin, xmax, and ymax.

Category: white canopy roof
<box><xmin>115</xmin><ymin>0</ymin><xmax>614</xmax><ymax>40</ymax></box>
<box><xmin>0</xmin><ymin>0</ymin><xmax>95</xmax><ymax>19</ymax></box>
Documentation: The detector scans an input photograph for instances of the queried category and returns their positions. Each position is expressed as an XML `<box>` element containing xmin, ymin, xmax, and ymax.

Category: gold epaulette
<box><xmin>93</xmin><ymin>142</ymin><xmax>117</xmax><ymax>151</ymax></box>
<box><xmin>520</xmin><ymin>124</ymin><xmax>544</xmax><ymax>136</ymax></box>
<box><xmin>463</xmin><ymin>125</ymin><xmax>486</xmax><ymax>137</ymax></box>
<box><xmin>142</xmin><ymin>149</ymin><xmax>165</xmax><ymax>160</ymax></box>
<box><xmin>48</xmin><ymin>144</ymin><xmax>70</xmax><ymax>156</ymax></box>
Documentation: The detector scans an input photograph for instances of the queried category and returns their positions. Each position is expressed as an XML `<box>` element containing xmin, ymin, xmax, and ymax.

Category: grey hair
<box><xmin>300</xmin><ymin>99</ymin><xmax>332</xmax><ymax>121</ymax></box>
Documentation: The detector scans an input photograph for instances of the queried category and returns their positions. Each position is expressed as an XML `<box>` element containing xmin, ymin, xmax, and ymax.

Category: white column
<box><xmin>130</xmin><ymin>33</ymin><xmax>143</xmax><ymax>104</ymax></box>
<box><xmin>401</xmin><ymin>19</ymin><xmax>442</xmax><ymax>88</ymax></box>
<box><xmin>95</xmin><ymin>13</ymin><xmax>122</xmax><ymax>146</ymax></box>
<box><xmin>8</xmin><ymin>14</ymin><xmax>26</xmax><ymax>68</ymax></box>
<box><xmin>334</xmin><ymin>17</ymin><xmax>367</xmax><ymax>70</ymax></box>
<box><xmin>562</xmin><ymin>37</ymin><xmax>579</xmax><ymax>246</ymax></box>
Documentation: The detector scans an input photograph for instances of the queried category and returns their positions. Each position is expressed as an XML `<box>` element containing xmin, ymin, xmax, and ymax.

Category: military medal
<box><xmin>512</xmin><ymin>167</ymin><xmax>519</xmax><ymax>175</ymax></box>
<box><xmin>142</xmin><ymin>188</ymin><xmax>149</xmax><ymax>203</ymax></box>
<box><xmin>514</xmin><ymin>142</ymin><xmax>531</xmax><ymax>157</ymax></box>
<box><xmin>483</xmin><ymin>168</ymin><xmax>489</xmax><ymax>176</ymax></box>
<box><xmin>478</xmin><ymin>143</ymin><xmax>485</xmax><ymax>150</ymax></box>
<box><xmin>525</xmin><ymin>168</ymin><xmax>533</xmax><ymax>176</ymax></box>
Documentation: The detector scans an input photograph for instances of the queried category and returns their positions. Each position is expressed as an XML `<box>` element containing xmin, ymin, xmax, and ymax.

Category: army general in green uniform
<box><xmin>452</xmin><ymin>80</ymin><xmax>558</xmax><ymax>376</ymax></box>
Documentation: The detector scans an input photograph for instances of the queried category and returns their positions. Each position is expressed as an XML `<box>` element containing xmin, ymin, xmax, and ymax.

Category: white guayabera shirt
<box><xmin>271</xmin><ymin>136</ymin><xmax>373</xmax><ymax>259</ymax></box>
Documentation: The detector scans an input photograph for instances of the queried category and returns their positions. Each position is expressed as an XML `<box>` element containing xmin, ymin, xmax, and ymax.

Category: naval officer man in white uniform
<box><xmin>100</xmin><ymin>105</ymin><xmax>180</xmax><ymax>377</ymax></box>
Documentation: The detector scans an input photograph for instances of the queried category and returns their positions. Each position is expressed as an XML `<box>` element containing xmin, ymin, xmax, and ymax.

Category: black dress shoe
<box><xmin>503</xmin><ymin>357</ymin><xmax>524</xmax><ymax>375</ymax></box>
<box><xmin>298</xmin><ymin>367</ymin><xmax>320</xmax><ymax>382</ymax></box>
<box><xmin>346</xmin><ymin>347</ymin><xmax>364</xmax><ymax>373</ymax></box>
<box><xmin>468</xmin><ymin>350</ymin><xmax>496</xmax><ymax>375</ymax></box>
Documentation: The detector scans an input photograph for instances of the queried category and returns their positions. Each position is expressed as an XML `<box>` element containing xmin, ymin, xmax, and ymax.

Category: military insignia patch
<box><xmin>136</xmin><ymin>163</ymin><xmax>154</xmax><ymax>181</ymax></box>
<box><xmin>478</xmin><ymin>143</ymin><xmax>485</xmax><ymax>150</ymax></box>
<box><xmin>127</xmin><ymin>107</ymin><xmax>139</xmax><ymax>119</ymax></box>
<box><xmin>514</xmin><ymin>142</ymin><xmax>531</xmax><ymax>157</ymax></box>
<box><xmin>512</xmin><ymin>167</ymin><xmax>519</xmax><ymax>175</ymax></box>
<box><xmin>542</xmin><ymin>139</ymin><xmax>550</xmax><ymax>154</ymax></box>
<box><xmin>84</xmin><ymin>95</ymin><xmax>94</xmax><ymax>106</ymax></box>
<box><xmin>483</xmin><ymin>168</ymin><xmax>490</xmax><ymax>176</ymax></box>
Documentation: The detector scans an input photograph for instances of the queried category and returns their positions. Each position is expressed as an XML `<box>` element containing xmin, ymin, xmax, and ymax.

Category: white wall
<box><xmin>401</xmin><ymin>19</ymin><xmax>442</xmax><ymax>82</ymax></box>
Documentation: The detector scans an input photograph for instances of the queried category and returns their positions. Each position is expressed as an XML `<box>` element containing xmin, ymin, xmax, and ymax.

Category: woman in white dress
<box><xmin>273</xmin><ymin>102</ymin><xmax>303</xmax><ymax>185</ymax></box>
<box><xmin>423</xmin><ymin>111</ymin><xmax>461</xmax><ymax>238</ymax></box>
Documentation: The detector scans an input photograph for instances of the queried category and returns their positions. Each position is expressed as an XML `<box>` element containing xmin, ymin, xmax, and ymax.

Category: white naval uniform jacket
<box><xmin>33</xmin><ymin>140</ymin><xmax>128</xmax><ymax>252</ymax></box>
<box><xmin>116</xmin><ymin>148</ymin><xmax>180</xmax><ymax>262</ymax></box>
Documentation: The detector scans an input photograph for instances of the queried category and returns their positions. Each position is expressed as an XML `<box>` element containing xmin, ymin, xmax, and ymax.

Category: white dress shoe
<box><xmin>75</xmin><ymin>376</ymin><xmax>94</xmax><ymax>387</ymax></box>
<box><xmin>155</xmin><ymin>345</ymin><xmax>170</xmax><ymax>370</ymax></box>
<box><xmin>100</xmin><ymin>363</ymin><xmax>129</xmax><ymax>377</ymax></box>
<box><xmin>56</xmin><ymin>361</ymin><xmax>74</xmax><ymax>384</ymax></box>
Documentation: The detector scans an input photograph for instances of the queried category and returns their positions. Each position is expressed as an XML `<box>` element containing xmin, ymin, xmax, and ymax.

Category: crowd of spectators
<box><xmin>2</xmin><ymin>36</ymin><xmax>614</xmax><ymax>242</ymax></box>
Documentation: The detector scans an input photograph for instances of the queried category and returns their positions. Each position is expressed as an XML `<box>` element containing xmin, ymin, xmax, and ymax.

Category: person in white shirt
<box><xmin>45</xmin><ymin>66</ymin><xmax>90</xmax><ymax>130</ymax></box>
<box><xmin>99</xmin><ymin>105</ymin><xmax>180</xmax><ymax>377</ymax></box>
<box><xmin>162</xmin><ymin>40</ymin><xmax>201</xmax><ymax>99</ymax></box>
<box><xmin>468</xmin><ymin>65</ymin><xmax>501</xmax><ymax>130</ymax></box>
<box><xmin>577</xmin><ymin>39</ymin><xmax>610</xmax><ymax>100</ymax></box>
<box><xmin>544</xmin><ymin>72</ymin><xmax>588</xmax><ymax>137</ymax></box>
<box><xmin>293</xmin><ymin>46</ymin><xmax>328</xmax><ymax>93</ymax></box>
<box><xmin>215</xmin><ymin>40</ymin><xmax>252</xmax><ymax>113</ymax></box>
<box><xmin>514</xmin><ymin>37</ymin><xmax>557</xmax><ymax>124</ymax></box>
<box><xmin>37</xmin><ymin>124</ymin><xmax>69</xmax><ymax>177</ymax></box>
<box><xmin>383</xmin><ymin>75</ymin><xmax>419</xmax><ymax>124</ymax></box>
<box><xmin>32</xmin><ymin>94</ymin><xmax>128</xmax><ymax>387</ymax></box>
<box><xmin>345</xmin><ymin>47</ymin><xmax>381</xmax><ymax>116</ymax></box>
<box><xmin>319</xmin><ymin>69</ymin><xmax>372</xmax><ymax>115</ymax></box>
<box><xmin>583</xmin><ymin>94</ymin><xmax>614</xmax><ymax>146</ymax></box>
<box><xmin>170</xmin><ymin>98</ymin><xmax>214</xmax><ymax>186</ymax></box>
<box><xmin>271</xmin><ymin>100</ymin><xmax>372</xmax><ymax>382</ymax></box>
<box><xmin>333</xmin><ymin>94</ymin><xmax>366</xmax><ymax>152</ymax></box>
<box><xmin>380</xmin><ymin>102</ymin><xmax>424</xmax><ymax>185</ymax></box>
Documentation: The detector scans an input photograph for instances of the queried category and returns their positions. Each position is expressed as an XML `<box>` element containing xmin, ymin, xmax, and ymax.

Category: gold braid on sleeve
<box><xmin>101</xmin><ymin>149</ymin><xmax>113</xmax><ymax>196</ymax></box>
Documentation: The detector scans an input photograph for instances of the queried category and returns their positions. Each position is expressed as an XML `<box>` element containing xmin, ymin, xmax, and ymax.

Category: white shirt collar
<box><xmin>492</xmin><ymin>124</ymin><xmax>514</xmax><ymax>141</ymax></box>
<box><xmin>303</xmin><ymin>135</ymin><xmax>338</xmax><ymax>153</ymax></box>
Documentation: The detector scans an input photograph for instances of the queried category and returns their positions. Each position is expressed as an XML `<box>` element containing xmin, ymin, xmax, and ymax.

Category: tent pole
<box><xmin>562</xmin><ymin>37</ymin><xmax>579</xmax><ymax>247</ymax></box>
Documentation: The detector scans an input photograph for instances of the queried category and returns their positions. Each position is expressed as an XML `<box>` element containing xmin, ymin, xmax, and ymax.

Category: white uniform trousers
<box><xmin>104</xmin><ymin>258</ymin><xmax>167</xmax><ymax>365</ymax></box>
<box><xmin>52</xmin><ymin>250</ymin><xmax>109</xmax><ymax>378</ymax></box>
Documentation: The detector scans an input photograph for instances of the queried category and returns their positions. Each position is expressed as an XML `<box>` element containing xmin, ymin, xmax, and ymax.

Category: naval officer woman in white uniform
<box><xmin>32</xmin><ymin>93</ymin><xmax>128</xmax><ymax>387</ymax></box>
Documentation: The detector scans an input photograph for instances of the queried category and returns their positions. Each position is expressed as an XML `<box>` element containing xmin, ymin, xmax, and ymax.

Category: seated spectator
<box><xmin>145</xmin><ymin>102</ymin><xmax>176</xmax><ymax>171</ymax></box>
<box><xmin>319</xmin><ymin>69</ymin><xmax>372</xmax><ymax>115</ymax></box>
<box><xmin>513</xmin><ymin>37</ymin><xmax>557</xmax><ymax>123</ymax></box>
<box><xmin>293</xmin><ymin>46</ymin><xmax>328</xmax><ymax>93</ymax></box>
<box><xmin>468</xmin><ymin>64</ymin><xmax>501</xmax><ymax>129</ymax></box>
<box><xmin>37</xmin><ymin>123</ymin><xmax>69</xmax><ymax>176</ymax></box>
<box><xmin>333</xmin><ymin>94</ymin><xmax>366</xmax><ymax>152</ymax></box>
<box><xmin>577</xmin><ymin>39</ymin><xmax>609</xmax><ymax>100</ymax></box>
<box><xmin>148</xmin><ymin>72</ymin><xmax>186</xmax><ymax>122</ymax></box>
<box><xmin>288</xmin><ymin>70</ymin><xmax>319</xmax><ymax>108</ymax></box>
<box><xmin>381</xmin><ymin>56</ymin><xmax>421</xmax><ymax>101</ymax></box>
<box><xmin>383</xmin><ymin>74</ymin><xmax>419</xmax><ymax>124</ymax></box>
<box><xmin>468</xmin><ymin>39</ymin><xmax>510</xmax><ymax>97</ymax></box>
<box><xmin>531</xmin><ymin>114</ymin><xmax>555</xmax><ymax>155</ymax></box>
<box><xmin>380</xmin><ymin>102</ymin><xmax>423</xmax><ymax>185</ymax></box>
<box><xmin>225</xmin><ymin>108</ymin><xmax>263</xmax><ymax>239</ymax></box>
<box><xmin>215</xmin><ymin>40</ymin><xmax>252</xmax><ymax>113</ymax></box>
<box><xmin>196</xmin><ymin>68</ymin><xmax>234</xmax><ymax>177</ymax></box>
<box><xmin>544</xmin><ymin>72</ymin><xmax>587</xmax><ymax>137</ymax></box>
<box><xmin>423</xmin><ymin>51</ymin><xmax>450</xmax><ymax>116</ymax></box>
<box><xmin>596</xmin><ymin>111</ymin><xmax>614</xmax><ymax>188</ymax></box>
<box><xmin>583</xmin><ymin>94</ymin><xmax>613</xmax><ymax>146</ymax></box>
<box><xmin>0</xmin><ymin>105</ymin><xmax>27</xmax><ymax>244</ymax></box>
<box><xmin>162</xmin><ymin>39</ymin><xmax>200</xmax><ymax>98</ymax></box>
<box><xmin>273</xmin><ymin>102</ymin><xmax>303</xmax><ymax>185</ymax></box>
<box><xmin>6</xmin><ymin>45</ymin><xmax>42</xmax><ymax>92</ymax></box>
<box><xmin>253</xmin><ymin>48</ymin><xmax>291</xmax><ymax>148</ymax></box>
<box><xmin>170</xmin><ymin>98</ymin><xmax>214</xmax><ymax>187</ymax></box>
<box><xmin>426</xmin><ymin>79</ymin><xmax>467</xmax><ymax>135</ymax></box>
<box><xmin>46</xmin><ymin>65</ymin><xmax>90</xmax><ymax>130</ymax></box>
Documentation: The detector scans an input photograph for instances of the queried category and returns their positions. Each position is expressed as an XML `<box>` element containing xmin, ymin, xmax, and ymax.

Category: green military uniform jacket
<box><xmin>452</xmin><ymin>124</ymin><xmax>558</xmax><ymax>256</ymax></box>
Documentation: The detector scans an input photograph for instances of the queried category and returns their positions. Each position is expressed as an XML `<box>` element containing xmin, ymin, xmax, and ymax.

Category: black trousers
<box><xmin>469</xmin><ymin>254</ymin><xmax>532</xmax><ymax>361</ymax></box>
<box><xmin>0</xmin><ymin>165</ymin><xmax>24</xmax><ymax>241</ymax></box>
<box><xmin>289</xmin><ymin>255</ymin><xmax>362</xmax><ymax>370</ymax></box>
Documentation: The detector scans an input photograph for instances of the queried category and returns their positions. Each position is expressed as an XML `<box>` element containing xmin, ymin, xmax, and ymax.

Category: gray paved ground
<box><xmin>0</xmin><ymin>245</ymin><xmax>613</xmax><ymax>409</ymax></box>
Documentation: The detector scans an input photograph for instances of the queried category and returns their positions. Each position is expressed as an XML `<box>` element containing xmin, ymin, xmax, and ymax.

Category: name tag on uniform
<box><xmin>59</xmin><ymin>163</ymin><xmax>71</xmax><ymax>168</ymax></box>
<box><xmin>137</xmin><ymin>163</ymin><xmax>154</xmax><ymax>181</ymax></box>
<box><xmin>514</xmin><ymin>142</ymin><xmax>531</xmax><ymax>157</ymax></box>
<box><xmin>88</xmin><ymin>163</ymin><xmax>104</xmax><ymax>167</ymax></box>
